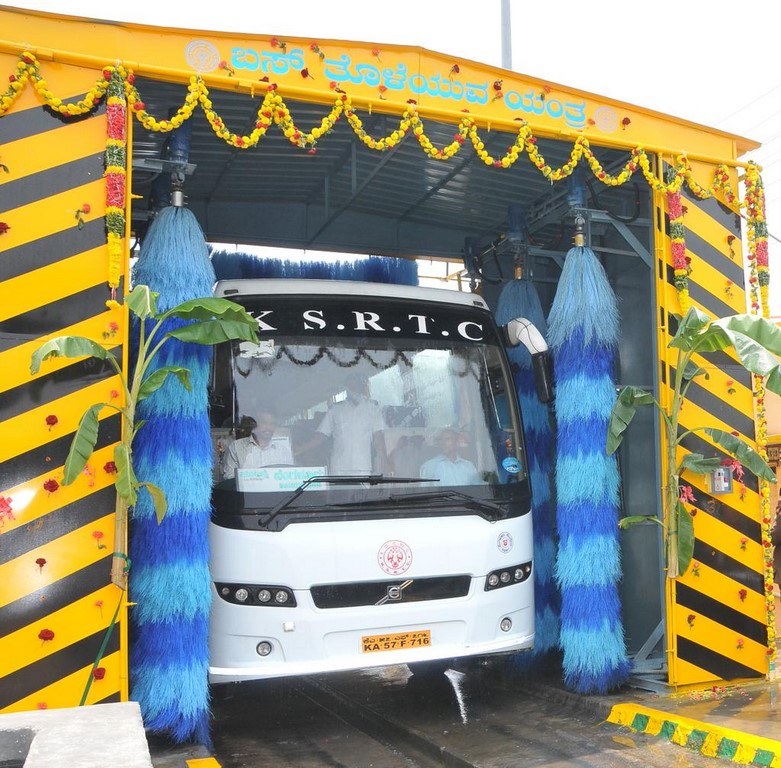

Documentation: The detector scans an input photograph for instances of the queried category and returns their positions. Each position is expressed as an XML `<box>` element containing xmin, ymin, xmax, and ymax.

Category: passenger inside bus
<box><xmin>294</xmin><ymin>372</ymin><xmax>388</xmax><ymax>475</ymax></box>
<box><xmin>222</xmin><ymin>409</ymin><xmax>294</xmax><ymax>479</ymax></box>
<box><xmin>419</xmin><ymin>426</ymin><xmax>481</xmax><ymax>486</ymax></box>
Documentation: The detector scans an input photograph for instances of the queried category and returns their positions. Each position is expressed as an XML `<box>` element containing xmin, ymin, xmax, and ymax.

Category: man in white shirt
<box><xmin>222</xmin><ymin>410</ymin><xmax>294</xmax><ymax>479</ymax></box>
<box><xmin>420</xmin><ymin>427</ymin><xmax>480</xmax><ymax>486</ymax></box>
<box><xmin>299</xmin><ymin>373</ymin><xmax>387</xmax><ymax>475</ymax></box>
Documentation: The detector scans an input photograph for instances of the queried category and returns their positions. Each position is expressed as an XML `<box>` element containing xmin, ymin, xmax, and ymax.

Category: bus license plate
<box><xmin>361</xmin><ymin>630</ymin><xmax>431</xmax><ymax>653</ymax></box>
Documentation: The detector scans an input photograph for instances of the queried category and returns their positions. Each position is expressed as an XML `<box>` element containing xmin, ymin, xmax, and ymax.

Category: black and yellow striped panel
<box><xmin>0</xmin><ymin>57</ymin><xmax>127</xmax><ymax>712</ymax></box>
<box><xmin>655</xmin><ymin>163</ymin><xmax>769</xmax><ymax>688</ymax></box>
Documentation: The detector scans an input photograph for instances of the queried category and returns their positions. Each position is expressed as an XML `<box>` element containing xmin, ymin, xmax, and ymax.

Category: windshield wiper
<box><xmin>387</xmin><ymin>489</ymin><xmax>507</xmax><ymax>518</ymax></box>
<box><xmin>263</xmin><ymin>475</ymin><xmax>422</xmax><ymax>525</ymax></box>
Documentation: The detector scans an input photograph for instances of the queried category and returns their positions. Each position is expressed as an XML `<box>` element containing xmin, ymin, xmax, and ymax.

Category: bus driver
<box><xmin>222</xmin><ymin>409</ymin><xmax>294</xmax><ymax>479</ymax></box>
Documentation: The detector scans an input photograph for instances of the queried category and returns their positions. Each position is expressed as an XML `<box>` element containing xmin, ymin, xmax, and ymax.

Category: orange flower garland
<box><xmin>105</xmin><ymin>68</ymin><xmax>127</xmax><ymax>299</ymax></box>
<box><xmin>745</xmin><ymin>162</ymin><xmax>770</xmax><ymax>317</ymax></box>
<box><xmin>667</xmin><ymin>179</ymin><xmax>690</xmax><ymax>315</ymax></box>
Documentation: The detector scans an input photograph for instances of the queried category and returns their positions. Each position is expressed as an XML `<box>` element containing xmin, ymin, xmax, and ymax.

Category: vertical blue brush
<box><xmin>547</xmin><ymin>233</ymin><xmax>631</xmax><ymax>694</ymax></box>
<box><xmin>495</xmin><ymin>275</ymin><xmax>560</xmax><ymax>672</ymax></box>
<box><xmin>129</xmin><ymin>206</ymin><xmax>215</xmax><ymax>745</ymax></box>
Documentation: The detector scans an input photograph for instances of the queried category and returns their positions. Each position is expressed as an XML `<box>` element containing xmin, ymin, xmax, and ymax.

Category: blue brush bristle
<box><xmin>128</xmin><ymin>206</ymin><xmax>215</xmax><ymax>746</ymax></box>
<box><xmin>548</xmin><ymin>245</ymin><xmax>631</xmax><ymax>695</ymax></box>
<box><xmin>495</xmin><ymin>278</ymin><xmax>559</xmax><ymax>672</ymax></box>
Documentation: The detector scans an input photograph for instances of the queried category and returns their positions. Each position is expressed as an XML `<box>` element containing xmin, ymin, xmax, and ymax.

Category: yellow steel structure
<box><xmin>0</xmin><ymin>6</ymin><xmax>772</xmax><ymax>712</ymax></box>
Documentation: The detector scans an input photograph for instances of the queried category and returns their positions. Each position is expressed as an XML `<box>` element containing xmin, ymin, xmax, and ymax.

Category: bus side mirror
<box><xmin>503</xmin><ymin>317</ymin><xmax>554</xmax><ymax>404</ymax></box>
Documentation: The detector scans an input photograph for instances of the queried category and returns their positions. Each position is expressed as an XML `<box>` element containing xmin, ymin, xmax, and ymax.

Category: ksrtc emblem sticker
<box><xmin>497</xmin><ymin>532</ymin><xmax>513</xmax><ymax>553</ymax></box>
<box><xmin>378</xmin><ymin>540</ymin><xmax>413</xmax><ymax>575</ymax></box>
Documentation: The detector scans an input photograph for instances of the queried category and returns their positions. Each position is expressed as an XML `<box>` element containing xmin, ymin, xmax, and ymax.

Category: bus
<box><xmin>207</xmin><ymin>278</ymin><xmax>547</xmax><ymax>683</ymax></box>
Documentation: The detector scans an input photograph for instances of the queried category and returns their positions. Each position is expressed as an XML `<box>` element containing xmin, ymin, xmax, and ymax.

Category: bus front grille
<box><xmin>310</xmin><ymin>575</ymin><xmax>471</xmax><ymax>609</ymax></box>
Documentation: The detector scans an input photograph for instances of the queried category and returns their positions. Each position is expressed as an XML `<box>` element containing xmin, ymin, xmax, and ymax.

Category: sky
<box><xmin>9</xmin><ymin>0</ymin><xmax>781</xmax><ymax>311</ymax></box>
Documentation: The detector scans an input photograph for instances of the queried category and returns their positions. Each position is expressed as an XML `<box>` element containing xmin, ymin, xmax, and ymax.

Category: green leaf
<box><xmin>166</xmin><ymin>318</ymin><xmax>259</xmax><ymax>345</ymax></box>
<box><xmin>113</xmin><ymin>443</ymin><xmax>138</xmax><ymax>507</ymax></box>
<box><xmin>682</xmin><ymin>361</ymin><xmax>708</xmax><ymax>381</ymax></box>
<box><xmin>31</xmin><ymin>336</ymin><xmax>113</xmax><ymax>375</ymax></box>
<box><xmin>138</xmin><ymin>482</ymin><xmax>168</xmax><ymax>524</ymax></box>
<box><xmin>162</xmin><ymin>297</ymin><xmax>257</xmax><ymax>325</ymax></box>
<box><xmin>696</xmin><ymin>317</ymin><xmax>781</xmax><ymax>396</ymax></box>
<box><xmin>679</xmin><ymin>453</ymin><xmax>723</xmax><ymax>475</ymax></box>
<box><xmin>676</xmin><ymin>500</ymin><xmax>695</xmax><ymax>577</ymax></box>
<box><xmin>669</xmin><ymin>306</ymin><xmax>712</xmax><ymax>350</ymax></box>
<box><xmin>126</xmin><ymin>285</ymin><xmax>158</xmax><ymax>320</ymax></box>
<box><xmin>703</xmin><ymin>428</ymin><xmax>776</xmax><ymax>482</ymax></box>
<box><xmin>137</xmin><ymin>366</ymin><xmax>191</xmax><ymax>401</ymax></box>
<box><xmin>618</xmin><ymin>515</ymin><xmax>662</xmax><ymax>529</ymax></box>
<box><xmin>713</xmin><ymin>314</ymin><xmax>781</xmax><ymax>356</ymax></box>
<box><xmin>63</xmin><ymin>403</ymin><xmax>104</xmax><ymax>484</ymax></box>
<box><xmin>607</xmin><ymin>386</ymin><xmax>655</xmax><ymax>455</ymax></box>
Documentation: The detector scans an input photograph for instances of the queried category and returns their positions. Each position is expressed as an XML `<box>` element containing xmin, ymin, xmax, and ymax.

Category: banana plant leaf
<box><xmin>63</xmin><ymin>403</ymin><xmax>105</xmax><ymax>484</ymax></box>
<box><xmin>679</xmin><ymin>453</ymin><xmax>724</xmax><ymax>475</ymax></box>
<box><xmin>114</xmin><ymin>443</ymin><xmax>138</xmax><ymax>508</ymax></box>
<box><xmin>676</xmin><ymin>499</ymin><xmax>695</xmax><ymax>577</ymax></box>
<box><xmin>137</xmin><ymin>366</ymin><xmax>191</xmax><ymax>401</ymax></box>
<box><xmin>704</xmin><ymin>428</ymin><xmax>776</xmax><ymax>482</ymax></box>
<box><xmin>126</xmin><ymin>284</ymin><xmax>158</xmax><ymax>319</ymax></box>
<box><xmin>607</xmin><ymin>385</ymin><xmax>655</xmax><ymax>455</ymax></box>
<box><xmin>618</xmin><ymin>514</ymin><xmax>662</xmax><ymax>529</ymax></box>
<box><xmin>162</xmin><ymin>296</ymin><xmax>258</xmax><ymax>324</ymax></box>
<box><xmin>138</xmin><ymin>481</ymin><xmax>167</xmax><ymax>524</ymax></box>
<box><xmin>166</xmin><ymin>318</ymin><xmax>259</xmax><ymax>345</ymax></box>
<box><xmin>30</xmin><ymin>336</ymin><xmax>115</xmax><ymax>375</ymax></box>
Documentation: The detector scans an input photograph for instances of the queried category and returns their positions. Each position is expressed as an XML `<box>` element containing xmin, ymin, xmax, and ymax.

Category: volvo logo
<box><xmin>375</xmin><ymin>579</ymin><xmax>413</xmax><ymax>606</ymax></box>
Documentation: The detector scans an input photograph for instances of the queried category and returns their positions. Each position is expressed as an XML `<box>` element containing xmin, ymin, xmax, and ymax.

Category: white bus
<box><xmin>207</xmin><ymin>279</ymin><xmax>548</xmax><ymax>683</ymax></box>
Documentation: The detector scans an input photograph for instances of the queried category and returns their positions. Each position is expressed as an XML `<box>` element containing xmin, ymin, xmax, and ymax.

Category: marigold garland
<box><xmin>3</xmin><ymin>50</ymin><xmax>777</xmax><ymax>662</ymax></box>
<box><xmin>667</xmin><ymin>178</ymin><xmax>690</xmax><ymax>315</ymax></box>
<box><xmin>105</xmin><ymin>68</ymin><xmax>127</xmax><ymax>298</ymax></box>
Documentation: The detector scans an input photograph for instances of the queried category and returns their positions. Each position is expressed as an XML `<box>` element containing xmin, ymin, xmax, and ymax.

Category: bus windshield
<box><xmin>209</xmin><ymin>295</ymin><xmax>529</xmax><ymax>518</ymax></box>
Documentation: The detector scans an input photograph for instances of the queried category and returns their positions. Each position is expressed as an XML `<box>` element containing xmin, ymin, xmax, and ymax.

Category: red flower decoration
<box><xmin>43</xmin><ymin>478</ymin><xmax>59</xmax><ymax>493</ymax></box>
<box><xmin>45</xmin><ymin>414</ymin><xmax>58</xmax><ymax>430</ymax></box>
<box><xmin>738</xmin><ymin>588</ymin><xmax>747</xmax><ymax>601</ymax></box>
<box><xmin>621</xmin><ymin>117</ymin><xmax>631</xmax><ymax>129</ymax></box>
<box><xmin>450</xmin><ymin>64</ymin><xmax>460</xmax><ymax>76</ymax></box>
<box><xmin>103</xmin><ymin>461</ymin><xmax>118</xmax><ymax>474</ymax></box>
<box><xmin>92</xmin><ymin>667</ymin><xmax>106</xmax><ymax>680</ymax></box>
<box><xmin>36</xmin><ymin>557</ymin><xmax>46</xmax><ymax>572</ymax></box>
<box><xmin>38</xmin><ymin>628</ymin><xmax>55</xmax><ymax>642</ymax></box>
<box><xmin>679</xmin><ymin>485</ymin><xmax>695</xmax><ymax>504</ymax></box>
<box><xmin>687</xmin><ymin>613</ymin><xmax>696</xmax><ymax>627</ymax></box>
<box><xmin>92</xmin><ymin>530</ymin><xmax>106</xmax><ymax>549</ymax></box>
<box><xmin>0</xmin><ymin>496</ymin><xmax>14</xmax><ymax>525</ymax></box>
<box><xmin>371</xmin><ymin>47</ymin><xmax>381</xmax><ymax>60</ymax></box>
<box><xmin>0</xmin><ymin>221</ymin><xmax>10</xmax><ymax>234</ymax></box>
<box><xmin>493</xmin><ymin>79</ymin><xmax>503</xmax><ymax>91</ymax></box>
<box><xmin>301</xmin><ymin>68</ymin><xmax>313</xmax><ymax>80</ymax></box>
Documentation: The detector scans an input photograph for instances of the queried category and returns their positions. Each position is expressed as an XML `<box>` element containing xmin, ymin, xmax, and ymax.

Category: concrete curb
<box><xmin>607</xmin><ymin>702</ymin><xmax>781</xmax><ymax>767</ymax></box>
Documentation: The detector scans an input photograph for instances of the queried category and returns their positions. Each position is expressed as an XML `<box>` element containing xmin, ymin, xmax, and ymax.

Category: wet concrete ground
<box><xmin>193</xmin><ymin>663</ymin><xmax>729</xmax><ymax>767</ymax></box>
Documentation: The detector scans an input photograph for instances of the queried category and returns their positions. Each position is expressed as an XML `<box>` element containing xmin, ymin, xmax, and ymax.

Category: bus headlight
<box><xmin>484</xmin><ymin>561</ymin><xmax>532</xmax><ymax>591</ymax></box>
<box><xmin>215</xmin><ymin>582</ymin><xmax>297</xmax><ymax>607</ymax></box>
